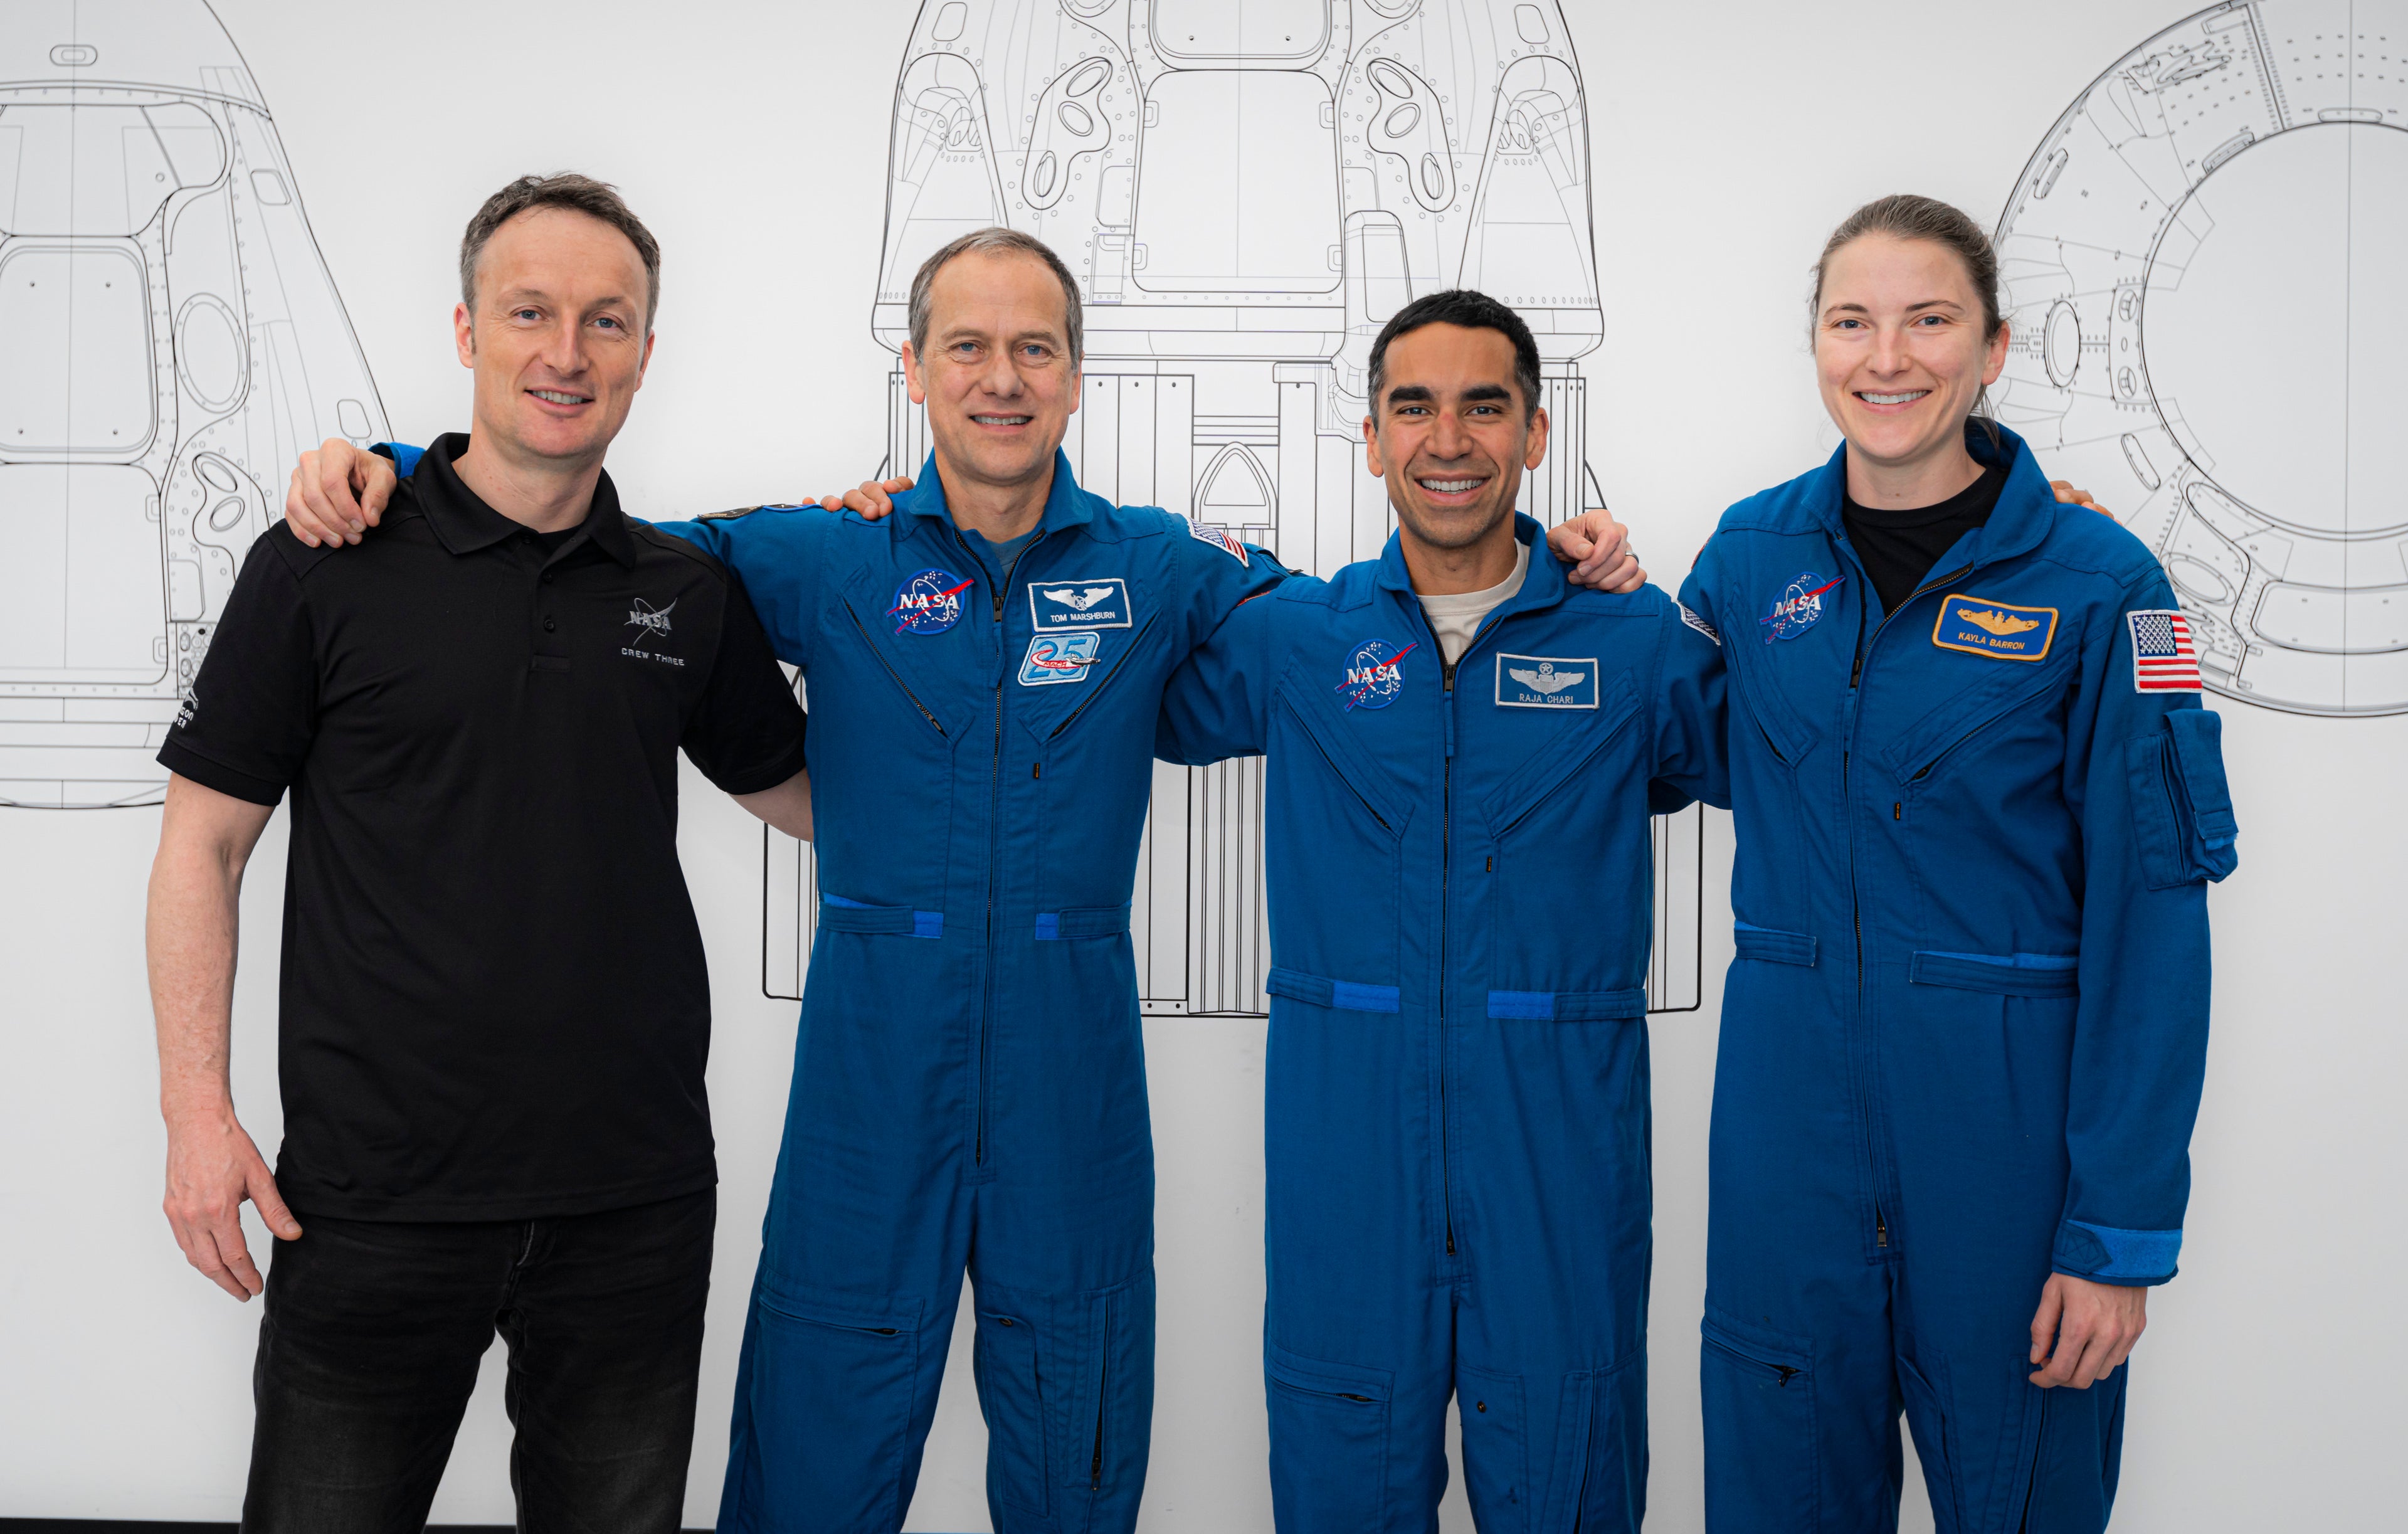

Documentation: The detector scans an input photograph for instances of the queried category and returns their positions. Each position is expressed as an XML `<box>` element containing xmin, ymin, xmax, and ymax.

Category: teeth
<box><xmin>531</xmin><ymin>389</ymin><xmax>588</xmax><ymax>405</ymax></box>
<box><xmin>1861</xmin><ymin>391</ymin><xmax>1928</xmax><ymax>405</ymax></box>
<box><xmin>1420</xmin><ymin>479</ymin><xmax>1484</xmax><ymax>493</ymax></box>
<box><xmin>973</xmin><ymin>415</ymin><xmax>1032</xmax><ymax>425</ymax></box>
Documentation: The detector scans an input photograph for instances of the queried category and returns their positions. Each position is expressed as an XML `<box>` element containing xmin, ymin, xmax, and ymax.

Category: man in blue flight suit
<box><xmin>1154</xmin><ymin>290</ymin><xmax>1729</xmax><ymax>1532</ymax></box>
<box><xmin>1677</xmin><ymin>409</ymin><xmax>2237</xmax><ymax>1533</ymax></box>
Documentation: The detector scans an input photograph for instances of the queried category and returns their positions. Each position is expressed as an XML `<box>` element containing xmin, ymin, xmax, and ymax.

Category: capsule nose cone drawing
<box><xmin>0</xmin><ymin>0</ymin><xmax>386</xmax><ymax>808</ymax></box>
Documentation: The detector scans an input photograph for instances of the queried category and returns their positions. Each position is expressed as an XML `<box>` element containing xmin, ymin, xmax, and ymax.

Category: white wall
<box><xmin>3</xmin><ymin>1</ymin><xmax>2402</xmax><ymax>1527</ymax></box>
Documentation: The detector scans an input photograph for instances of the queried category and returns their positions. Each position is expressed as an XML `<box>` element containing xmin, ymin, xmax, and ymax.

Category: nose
<box><xmin>1427</xmin><ymin>406</ymin><xmax>1473</xmax><ymax>460</ymax></box>
<box><xmin>539</xmin><ymin>313</ymin><xmax>587</xmax><ymax>377</ymax></box>
<box><xmin>1868</xmin><ymin>322</ymin><xmax>1911</xmax><ymax>377</ymax></box>
<box><xmin>976</xmin><ymin>342</ymin><xmax>1025</xmax><ymax>399</ymax></box>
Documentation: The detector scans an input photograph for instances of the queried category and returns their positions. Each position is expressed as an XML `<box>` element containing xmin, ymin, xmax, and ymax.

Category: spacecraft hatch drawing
<box><xmin>1993</xmin><ymin>0</ymin><xmax>2406</xmax><ymax>716</ymax></box>
<box><xmin>768</xmin><ymin>0</ymin><xmax>1705</xmax><ymax>1019</ymax></box>
<box><xmin>0</xmin><ymin>0</ymin><xmax>388</xmax><ymax>807</ymax></box>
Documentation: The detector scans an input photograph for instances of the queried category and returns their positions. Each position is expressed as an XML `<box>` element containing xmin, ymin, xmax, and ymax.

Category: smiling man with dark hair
<box><xmin>1154</xmin><ymin>288</ymin><xmax>1730</xmax><ymax>1532</ymax></box>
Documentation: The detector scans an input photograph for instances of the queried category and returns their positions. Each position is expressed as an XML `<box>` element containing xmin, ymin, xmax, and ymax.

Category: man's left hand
<box><xmin>1546</xmin><ymin>509</ymin><xmax>1645</xmax><ymax>593</ymax></box>
<box><xmin>2028</xmin><ymin>1272</ymin><xmax>2148</xmax><ymax>1389</ymax></box>
<box><xmin>822</xmin><ymin>476</ymin><xmax>914</xmax><ymax>519</ymax></box>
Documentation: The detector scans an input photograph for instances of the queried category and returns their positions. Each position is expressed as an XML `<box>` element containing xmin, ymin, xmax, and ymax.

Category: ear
<box><xmin>1982</xmin><ymin>320</ymin><xmax>2011</xmax><ymax>387</ymax></box>
<box><xmin>635</xmin><ymin>327</ymin><xmax>657</xmax><ymax>389</ymax></box>
<box><xmin>900</xmin><ymin>341</ymin><xmax>928</xmax><ymax>406</ymax></box>
<box><xmin>1066</xmin><ymin>361</ymin><xmax>1082</xmax><ymax>418</ymax></box>
<box><xmin>453</xmin><ymin>302</ymin><xmax>475</xmax><ymax>368</ymax></box>
<box><xmin>1523</xmin><ymin>404</ymin><xmax>1551</xmax><ymax>472</ymax></box>
<box><xmin>1361</xmin><ymin>414</ymin><xmax>1386</xmax><ymax>479</ymax></box>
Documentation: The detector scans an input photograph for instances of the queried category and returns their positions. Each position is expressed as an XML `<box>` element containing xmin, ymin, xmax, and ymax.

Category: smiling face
<box><xmin>902</xmin><ymin>250</ymin><xmax>1080</xmax><ymax>499</ymax></box>
<box><xmin>1814</xmin><ymin>233</ymin><xmax>2009</xmax><ymax>477</ymax></box>
<box><xmin>1364</xmin><ymin>322</ymin><xmax>1549</xmax><ymax>554</ymax></box>
<box><xmin>455</xmin><ymin>206</ymin><xmax>653</xmax><ymax>469</ymax></box>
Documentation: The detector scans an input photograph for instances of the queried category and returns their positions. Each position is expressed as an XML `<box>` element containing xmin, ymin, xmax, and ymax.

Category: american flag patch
<box><xmin>1188</xmin><ymin>518</ymin><xmax>1249</xmax><ymax>566</ymax></box>
<box><xmin>2128</xmin><ymin>609</ymin><xmax>2204</xmax><ymax>692</ymax></box>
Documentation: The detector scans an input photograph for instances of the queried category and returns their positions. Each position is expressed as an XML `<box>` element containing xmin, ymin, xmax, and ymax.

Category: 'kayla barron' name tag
<box><xmin>1931</xmin><ymin>595</ymin><xmax>2059</xmax><ymax>662</ymax></box>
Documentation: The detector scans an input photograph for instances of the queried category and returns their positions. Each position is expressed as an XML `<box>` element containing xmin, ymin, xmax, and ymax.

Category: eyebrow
<box><xmin>1824</xmin><ymin>298</ymin><xmax>1967</xmax><ymax>317</ymax></box>
<box><xmin>1385</xmin><ymin>382</ymin><xmax>1515</xmax><ymax>406</ymax></box>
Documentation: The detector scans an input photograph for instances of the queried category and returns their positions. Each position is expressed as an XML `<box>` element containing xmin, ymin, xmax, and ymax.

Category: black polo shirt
<box><xmin>159</xmin><ymin>435</ymin><xmax>808</xmax><ymax>1221</ymax></box>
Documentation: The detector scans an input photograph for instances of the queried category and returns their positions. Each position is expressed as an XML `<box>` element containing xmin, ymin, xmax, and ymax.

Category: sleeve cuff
<box><xmin>703</xmin><ymin>732</ymin><xmax>809</xmax><ymax>798</ymax></box>
<box><xmin>157</xmin><ymin>739</ymin><xmax>288</xmax><ymax>807</ymax></box>
<box><xmin>2052</xmin><ymin>1218</ymin><xmax>2181</xmax><ymax>1285</ymax></box>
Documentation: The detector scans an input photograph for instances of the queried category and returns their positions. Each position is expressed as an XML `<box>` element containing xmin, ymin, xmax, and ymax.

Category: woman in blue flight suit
<box><xmin>1675</xmin><ymin>197</ymin><xmax>2238</xmax><ymax>1534</ymax></box>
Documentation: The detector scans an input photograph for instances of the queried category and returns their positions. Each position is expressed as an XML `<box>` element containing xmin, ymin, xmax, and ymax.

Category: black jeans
<box><xmin>241</xmin><ymin>1188</ymin><xmax>714</xmax><ymax>1533</ymax></box>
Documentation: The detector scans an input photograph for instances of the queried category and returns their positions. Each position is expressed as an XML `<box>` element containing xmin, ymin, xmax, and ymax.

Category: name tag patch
<box><xmin>1019</xmin><ymin>630</ymin><xmax>1102</xmax><ymax>685</ymax></box>
<box><xmin>1496</xmin><ymin>653</ymin><xmax>1598</xmax><ymax>708</ymax></box>
<box><xmin>1931</xmin><ymin>594</ymin><xmax>2058</xmax><ymax>662</ymax></box>
<box><xmin>1029</xmin><ymin>576</ymin><xmax>1131</xmax><ymax>630</ymax></box>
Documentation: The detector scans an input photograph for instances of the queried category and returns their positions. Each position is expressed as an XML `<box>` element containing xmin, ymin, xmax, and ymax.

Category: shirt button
<box><xmin>543</xmin><ymin>616</ymin><xmax>557</xmax><ymax>632</ymax></box>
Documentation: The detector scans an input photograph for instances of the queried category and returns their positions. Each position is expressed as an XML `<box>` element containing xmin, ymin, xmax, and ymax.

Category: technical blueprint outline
<box><xmin>1993</xmin><ymin>0</ymin><xmax>2405</xmax><ymax>716</ymax></box>
<box><xmin>768</xmin><ymin>0</ymin><xmax>1705</xmax><ymax>1020</ymax></box>
<box><xmin>0</xmin><ymin>0</ymin><xmax>389</xmax><ymax>807</ymax></box>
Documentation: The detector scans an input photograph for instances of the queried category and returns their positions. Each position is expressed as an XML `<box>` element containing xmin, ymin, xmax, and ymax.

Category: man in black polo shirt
<box><xmin>144</xmin><ymin>174</ymin><xmax>810</xmax><ymax>1528</ymax></box>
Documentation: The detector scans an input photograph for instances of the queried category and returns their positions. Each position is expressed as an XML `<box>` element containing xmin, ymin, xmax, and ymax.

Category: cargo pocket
<box><xmin>973</xmin><ymin>1306</ymin><xmax>1048</xmax><ymax>1515</ymax></box>
<box><xmin>746</xmin><ymin>1279</ymin><xmax>921</xmax><ymax>1527</ymax></box>
<box><xmin>1549</xmin><ymin>1358</ymin><xmax>1646</xmax><ymax>1534</ymax></box>
<box><xmin>1699</xmin><ymin>1312</ymin><xmax>1818</xmax><ymax>1530</ymax></box>
<box><xmin>1459</xmin><ymin>1365</ymin><xmax>1529</xmax><ymax>1534</ymax></box>
<box><xmin>1066</xmin><ymin>1272</ymin><xmax>1154</xmax><ymax>1496</ymax></box>
<box><xmin>2129</xmin><ymin>709</ymin><xmax>2239</xmax><ymax>889</ymax></box>
<box><xmin>1266</xmin><ymin>1343</ymin><xmax>1391</xmax><ymax>1528</ymax></box>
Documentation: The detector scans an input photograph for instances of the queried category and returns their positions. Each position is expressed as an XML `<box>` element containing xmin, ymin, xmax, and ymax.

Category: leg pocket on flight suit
<box><xmin>1700</xmin><ymin>1311</ymin><xmax>1819</xmax><ymax>1532</ymax></box>
<box><xmin>1266</xmin><ymin>1343</ymin><xmax>1392</xmax><ymax>1531</ymax></box>
<box><xmin>1894</xmin><ymin>1352</ymin><xmax>1967</xmax><ymax>1534</ymax></box>
<box><xmin>1067</xmin><ymin>1271</ymin><xmax>1155</xmax><ymax>1499</ymax></box>
<box><xmin>746</xmin><ymin>1277</ymin><xmax>922</xmax><ymax>1530</ymax></box>
<box><xmin>973</xmin><ymin>1306</ymin><xmax>1048</xmax><ymax>1516</ymax></box>
<box><xmin>1459</xmin><ymin>1365</ymin><xmax>1529</xmax><ymax>1534</ymax></box>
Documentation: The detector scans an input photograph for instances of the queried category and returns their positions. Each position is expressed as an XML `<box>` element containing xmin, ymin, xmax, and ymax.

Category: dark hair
<box><xmin>907</xmin><ymin>226</ymin><xmax>1084</xmax><ymax>368</ymax></box>
<box><xmin>1366</xmin><ymin>288</ymin><xmax>1544</xmax><ymax>422</ymax></box>
<box><xmin>460</xmin><ymin>173</ymin><xmax>661</xmax><ymax>332</ymax></box>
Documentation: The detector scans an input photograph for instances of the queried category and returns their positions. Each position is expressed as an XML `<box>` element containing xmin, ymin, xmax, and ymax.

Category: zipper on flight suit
<box><xmin>969</xmin><ymin>530</ymin><xmax>1045</xmax><ymax>1168</ymax></box>
<box><xmin>1422</xmin><ymin>597</ymin><xmax>1515</xmax><ymax>1263</ymax></box>
<box><xmin>1842</xmin><ymin>560</ymin><xmax>1972</xmax><ymax>1256</ymax></box>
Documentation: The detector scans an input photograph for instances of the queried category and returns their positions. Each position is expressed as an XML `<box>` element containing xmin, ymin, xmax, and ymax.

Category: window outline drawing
<box><xmin>766</xmin><ymin>0</ymin><xmax>1706</xmax><ymax>1019</ymax></box>
<box><xmin>1993</xmin><ymin>0</ymin><xmax>2406</xmax><ymax>716</ymax></box>
<box><xmin>0</xmin><ymin>0</ymin><xmax>389</xmax><ymax>808</ymax></box>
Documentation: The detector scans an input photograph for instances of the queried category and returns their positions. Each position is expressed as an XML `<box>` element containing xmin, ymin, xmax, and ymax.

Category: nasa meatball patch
<box><xmin>1496</xmin><ymin>653</ymin><xmax>1598</xmax><ymax>709</ymax></box>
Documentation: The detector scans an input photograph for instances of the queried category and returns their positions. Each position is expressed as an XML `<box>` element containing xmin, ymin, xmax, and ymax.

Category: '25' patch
<box><xmin>1020</xmin><ymin>630</ymin><xmax>1102</xmax><ymax>685</ymax></box>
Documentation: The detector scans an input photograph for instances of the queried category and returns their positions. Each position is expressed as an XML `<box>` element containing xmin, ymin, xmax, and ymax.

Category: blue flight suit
<box><xmin>655</xmin><ymin>453</ymin><xmax>1284</xmax><ymax>1531</ymax></box>
<box><xmin>1156</xmin><ymin>518</ymin><xmax>1728</xmax><ymax>1533</ymax></box>
<box><xmin>1679</xmin><ymin>426</ymin><xmax>2238</xmax><ymax>1534</ymax></box>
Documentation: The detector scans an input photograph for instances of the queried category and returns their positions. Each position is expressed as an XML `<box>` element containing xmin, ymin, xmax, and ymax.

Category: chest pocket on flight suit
<box><xmin>1480</xmin><ymin>672</ymin><xmax>1647</xmax><ymax>1017</ymax></box>
<box><xmin>1260</xmin><ymin>670</ymin><xmax>1410</xmax><ymax>1007</ymax></box>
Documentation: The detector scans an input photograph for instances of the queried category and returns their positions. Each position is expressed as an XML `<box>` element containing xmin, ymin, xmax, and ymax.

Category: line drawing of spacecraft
<box><xmin>1993</xmin><ymin>0</ymin><xmax>2406</xmax><ymax>716</ymax></box>
<box><xmin>0</xmin><ymin>0</ymin><xmax>388</xmax><ymax>807</ymax></box>
<box><xmin>768</xmin><ymin>0</ymin><xmax>1704</xmax><ymax>1018</ymax></box>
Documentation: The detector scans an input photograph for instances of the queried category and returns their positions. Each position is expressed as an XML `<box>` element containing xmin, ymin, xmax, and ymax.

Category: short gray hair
<box><xmin>906</xmin><ymin>227</ymin><xmax>1082</xmax><ymax>368</ymax></box>
<box><xmin>460</xmin><ymin>172</ymin><xmax>660</xmax><ymax>333</ymax></box>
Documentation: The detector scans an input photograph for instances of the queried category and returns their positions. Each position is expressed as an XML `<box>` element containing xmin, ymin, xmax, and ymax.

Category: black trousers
<box><xmin>241</xmin><ymin>1188</ymin><xmax>715</xmax><ymax>1533</ymax></box>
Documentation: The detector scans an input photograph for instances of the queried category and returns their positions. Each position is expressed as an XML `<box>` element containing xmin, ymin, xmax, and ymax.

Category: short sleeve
<box><xmin>156</xmin><ymin>534</ymin><xmax>320</xmax><ymax>805</ymax></box>
<box><xmin>681</xmin><ymin>571</ymin><xmax>810</xmax><ymax>795</ymax></box>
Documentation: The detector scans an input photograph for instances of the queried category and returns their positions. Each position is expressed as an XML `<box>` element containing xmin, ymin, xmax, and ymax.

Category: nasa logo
<box><xmin>1336</xmin><ymin>637</ymin><xmax>1415</xmax><ymax>711</ymax></box>
<box><xmin>1759</xmin><ymin>569</ymin><xmax>1844</xmax><ymax>643</ymax></box>
<box><xmin>1018</xmin><ymin>630</ymin><xmax>1102</xmax><ymax>685</ymax></box>
<box><xmin>1495</xmin><ymin>653</ymin><xmax>1598</xmax><ymax>709</ymax></box>
<box><xmin>1029</xmin><ymin>576</ymin><xmax>1132</xmax><ymax>630</ymax></box>
<box><xmin>890</xmin><ymin>568</ymin><xmax>973</xmax><ymax>635</ymax></box>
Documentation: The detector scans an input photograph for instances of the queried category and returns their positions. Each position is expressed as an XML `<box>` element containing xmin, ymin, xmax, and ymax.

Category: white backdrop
<box><xmin>3</xmin><ymin>1</ymin><xmax>2402</xmax><ymax>1528</ymax></box>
